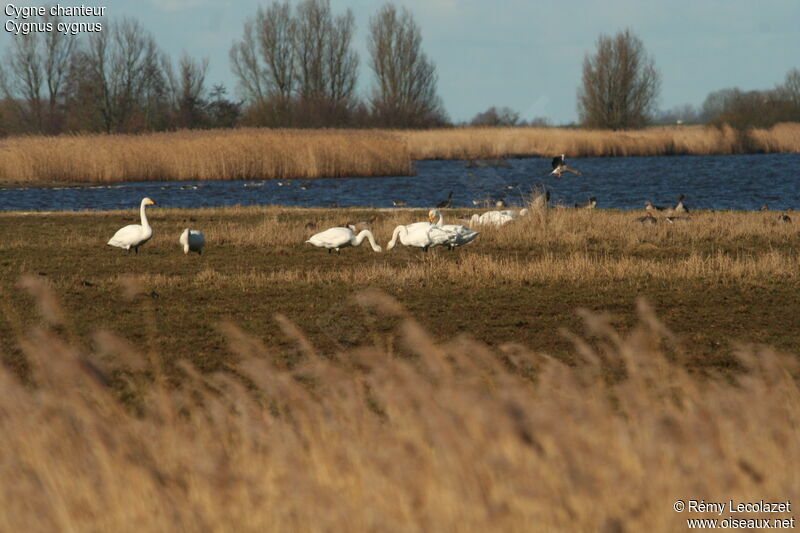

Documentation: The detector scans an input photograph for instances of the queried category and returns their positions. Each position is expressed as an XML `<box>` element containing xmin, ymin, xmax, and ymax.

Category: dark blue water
<box><xmin>1</xmin><ymin>153</ymin><xmax>798</xmax><ymax>211</ymax></box>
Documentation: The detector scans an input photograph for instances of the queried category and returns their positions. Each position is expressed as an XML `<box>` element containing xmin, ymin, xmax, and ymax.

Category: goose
<box><xmin>645</xmin><ymin>201</ymin><xmax>664</xmax><ymax>212</ymax></box>
<box><xmin>386</xmin><ymin>220</ymin><xmax>436</xmax><ymax>252</ymax></box>
<box><xmin>550</xmin><ymin>154</ymin><xmax>582</xmax><ymax>178</ymax></box>
<box><xmin>636</xmin><ymin>213</ymin><xmax>657</xmax><ymax>225</ymax></box>
<box><xmin>576</xmin><ymin>197</ymin><xmax>597</xmax><ymax>209</ymax></box>
<box><xmin>306</xmin><ymin>226</ymin><xmax>382</xmax><ymax>253</ymax></box>
<box><xmin>179</xmin><ymin>228</ymin><xmax>205</xmax><ymax>255</ymax></box>
<box><xmin>673</xmin><ymin>194</ymin><xmax>689</xmax><ymax>214</ymax></box>
<box><xmin>347</xmin><ymin>215</ymin><xmax>380</xmax><ymax>232</ymax></box>
<box><xmin>428</xmin><ymin>209</ymin><xmax>479</xmax><ymax>250</ymax></box>
<box><xmin>436</xmin><ymin>191</ymin><xmax>454</xmax><ymax>208</ymax></box>
<box><xmin>776</xmin><ymin>213</ymin><xmax>792</xmax><ymax>224</ymax></box>
<box><xmin>107</xmin><ymin>198</ymin><xmax>155</xmax><ymax>253</ymax></box>
<box><xmin>665</xmin><ymin>216</ymin><xmax>690</xmax><ymax>224</ymax></box>
<box><xmin>530</xmin><ymin>190</ymin><xmax>550</xmax><ymax>210</ymax></box>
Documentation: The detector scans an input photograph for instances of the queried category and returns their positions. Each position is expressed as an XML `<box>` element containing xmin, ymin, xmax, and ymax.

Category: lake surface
<box><xmin>1</xmin><ymin>153</ymin><xmax>798</xmax><ymax>212</ymax></box>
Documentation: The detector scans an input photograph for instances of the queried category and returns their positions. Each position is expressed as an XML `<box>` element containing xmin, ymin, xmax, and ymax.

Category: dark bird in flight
<box><xmin>550</xmin><ymin>154</ymin><xmax>582</xmax><ymax>178</ymax></box>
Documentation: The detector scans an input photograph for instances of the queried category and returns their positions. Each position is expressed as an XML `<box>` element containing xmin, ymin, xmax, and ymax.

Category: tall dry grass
<box><xmin>1</xmin><ymin>123</ymin><xmax>799</xmax><ymax>183</ymax></box>
<box><xmin>0</xmin><ymin>128</ymin><xmax>412</xmax><ymax>183</ymax></box>
<box><xmin>400</xmin><ymin>123</ymin><xmax>800</xmax><ymax>160</ymax></box>
<box><xmin>1</xmin><ymin>281</ymin><xmax>797</xmax><ymax>532</ymax></box>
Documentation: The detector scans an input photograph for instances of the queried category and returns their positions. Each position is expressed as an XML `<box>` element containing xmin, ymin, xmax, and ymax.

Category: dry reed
<box><xmin>1</xmin><ymin>123</ymin><xmax>799</xmax><ymax>183</ymax></box>
<box><xmin>1</xmin><ymin>285</ymin><xmax>797</xmax><ymax>532</ymax></box>
<box><xmin>0</xmin><ymin>128</ymin><xmax>412</xmax><ymax>183</ymax></box>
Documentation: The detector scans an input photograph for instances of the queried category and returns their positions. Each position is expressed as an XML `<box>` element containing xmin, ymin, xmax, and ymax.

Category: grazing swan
<box><xmin>107</xmin><ymin>197</ymin><xmax>155</xmax><ymax>253</ymax></box>
<box><xmin>550</xmin><ymin>154</ymin><xmax>582</xmax><ymax>178</ymax></box>
<box><xmin>306</xmin><ymin>226</ymin><xmax>382</xmax><ymax>253</ymax></box>
<box><xmin>386</xmin><ymin>221</ymin><xmax>436</xmax><ymax>252</ymax></box>
<box><xmin>576</xmin><ymin>197</ymin><xmax>597</xmax><ymax>209</ymax></box>
<box><xmin>428</xmin><ymin>209</ymin><xmax>480</xmax><ymax>250</ymax></box>
<box><xmin>179</xmin><ymin>228</ymin><xmax>205</xmax><ymax>255</ymax></box>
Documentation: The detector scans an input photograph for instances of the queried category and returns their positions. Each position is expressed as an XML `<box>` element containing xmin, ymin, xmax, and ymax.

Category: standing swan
<box><xmin>107</xmin><ymin>198</ymin><xmax>155</xmax><ymax>253</ymax></box>
<box><xmin>180</xmin><ymin>229</ymin><xmax>205</xmax><ymax>255</ymax></box>
<box><xmin>306</xmin><ymin>226</ymin><xmax>382</xmax><ymax>253</ymax></box>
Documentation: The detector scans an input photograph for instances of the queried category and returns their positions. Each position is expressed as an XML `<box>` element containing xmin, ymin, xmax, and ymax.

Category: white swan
<box><xmin>386</xmin><ymin>220</ymin><xmax>436</xmax><ymax>251</ymax></box>
<box><xmin>306</xmin><ymin>226</ymin><xmax>382</xmax><ymax>253</ymax></box>
<box><xmin>179</xmin><ymin>228</ymin><xmax>205</xmax><ymax>255</ymax></box>
<box><xmin>107</xmin><ymin>198</ymin><xmax>155</xmax><ymax>253</ymax></box>
<box><xmin>428</xmin><ymin>209</ymin><xmax>479</xmax><ymax>250</ymax></box>
<box><xmin>470</xmin><ymin>210</ymin><xmax>512</xmax><ymax>228</ymax></box>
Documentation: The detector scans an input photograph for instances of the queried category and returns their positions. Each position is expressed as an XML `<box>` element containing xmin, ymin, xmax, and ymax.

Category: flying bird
<box><xmin>550</xmin><ymin>154</ymin><xmax>582</xmax><ymax>178</ymax></box>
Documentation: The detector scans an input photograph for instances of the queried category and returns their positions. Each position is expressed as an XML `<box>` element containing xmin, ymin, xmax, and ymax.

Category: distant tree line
<box><xmin>0</xmin><ymin>10</ymin><xmax>798</xmax><ymax>136</ymax></box>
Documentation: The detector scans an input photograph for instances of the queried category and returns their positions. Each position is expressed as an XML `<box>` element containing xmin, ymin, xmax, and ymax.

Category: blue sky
<box><xmin>3</xmin><ymin>0</ymin><xmax>799</xmax><ymax>123</ymax></box>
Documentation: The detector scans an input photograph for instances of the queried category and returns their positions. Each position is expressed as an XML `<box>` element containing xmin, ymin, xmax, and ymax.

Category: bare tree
<box><xmin>0</xmin><ymin>12</ymin><xmax>75</xmax><ymax>133</ymax></box>
<box><xmin>777</xmin><ymin>68</ymin><xmax>800</xmax><ymax>108</ymax></box>
<box><xmin>231</xmin><ymin>0</ymin><xmax>357</xmax><ymax>126</ymax></box>
<box><xmin>367</xmin><ymin>3</ymin><xmax>445</xmax><ymax>127</ymax></box>
<box><xmin>577</xmin><ymin>29</ymin><xmax>660</xmax><ymax>130</ymax></box>
<box><xmin>257</xmin><ymin>2</ymin><xmax>296</xmax><ymax>103</ymax></box>
<box><xmin>230</xmin><ymin>20</ymin><xmax>267</xmax><ymax>105</ymax></box>
<box><xmin>470</xmin><ymin>106</ymin><xmax>521</xmax><ymax>127</ymax></box>
<box><xmin>293</xmin><ymin>0</ymin><xmax>357</xmax><ymax>124</ymax></box>
<box><xmin>77</xmin><ymin>18</ymin><xmax>166</xmax><ymax>132</ymax></box>
<box><xmin>167</xmin><ymin>53</ymin><xmax>209</xmax><ymax>128</ymax></box>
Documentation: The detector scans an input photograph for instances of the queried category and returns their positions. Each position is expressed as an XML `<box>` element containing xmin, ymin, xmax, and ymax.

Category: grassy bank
<box><xmin>1</xmin><ymin>206</ymin><xmax>798</xmax><ymax>531</ymax></box>
<box><xmin>1</xmin><ymin>123</ymin><xmax>799</xmax><ymax>183</ymax></box>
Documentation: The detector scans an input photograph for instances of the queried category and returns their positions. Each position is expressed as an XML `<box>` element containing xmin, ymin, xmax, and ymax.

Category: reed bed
<box><xmin>1</xmin><ymin>123</ymin><xmax>799</xmax><ymax>183</ymax></box>
<box><xmin>1</xmin><ymin>282</ymin><xmax>798</xmax><ymax>532</ymax></box>
<box><xmin>400</xmin><ymin>123</ymin><xmax>800</xmax><ymax>160</ymax></box>
<box><xmin>0</xmin><ymin>128</ymin><xmax>412</xmax><ymax>183</ymax></box>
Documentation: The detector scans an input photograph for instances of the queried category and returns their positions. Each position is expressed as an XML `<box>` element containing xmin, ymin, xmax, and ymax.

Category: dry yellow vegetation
<box><xmin>1</xmin><ymin>123</ymin><xmax>799</xmax><ymax>183</ymax></box>
<box><xmin>1</xmin><ymin>281</ymin><xmax>797</xmax><ymax>532</ymax></box>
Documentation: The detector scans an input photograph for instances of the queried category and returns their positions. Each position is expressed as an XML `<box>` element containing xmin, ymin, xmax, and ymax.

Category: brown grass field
<box><xmin>1</xmin><ymin>205</ymin><xmax>799</xmax><ymax>531</ymax></box>
<box><xmin>1</xmin><ymin>122</ymin><xmax>799</xmax><ymax>183</ymax></box>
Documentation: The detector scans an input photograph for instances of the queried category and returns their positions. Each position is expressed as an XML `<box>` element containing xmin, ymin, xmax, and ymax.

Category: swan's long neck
<box><xmin>434</xmin><ymin>212</ymin><xmax>444</xmax><ymax>226</ymax></box>
<box><xmin>140</xmin><ymin>201</ymin><xmax>150</xmax><ymax>229</ymax></box>
<box><xmin>386</xmin><ymin>226</ymin><xmax>406</xmax><ymax>250</ymax></box>
<box><xmin>352</xmin><ymin>230</ymin><xmax>381</xmax><ymax>252</ymax></box>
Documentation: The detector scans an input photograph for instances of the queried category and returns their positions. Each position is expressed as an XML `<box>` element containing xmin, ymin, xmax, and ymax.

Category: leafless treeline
<box><xmin>230</xmin><ymin>0</ymin><xmax>446</xmax><ymax>128</ymax></box>
<box><xmin>0</xmin><ymin>0</ymin><xmax>445</xmax><ymax>135</ymax></box>
<box><xmin>0</xmin><ymin>16</ymin><xmax>241</xmax><ymax>136</ymax></box>
<box><xmin>1</xmin><ymin>8</ymin><xmax>799</xmax><ymax>135</ymax></box>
